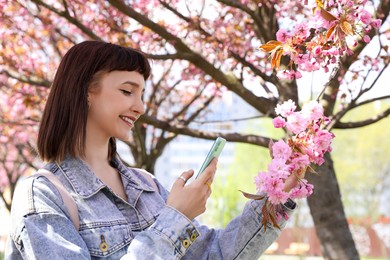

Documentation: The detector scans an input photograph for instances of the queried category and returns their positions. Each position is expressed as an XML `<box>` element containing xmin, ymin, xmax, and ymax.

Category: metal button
<box><xmin>182</xmin><ymin>239</ymin><xmax>190</xmax><ymax>248</ymax></box>
<box><xmin>100</xmin><ymin>235</ymin><xmax>109</xmax><ymax>252</ymax></box>
<box><xmin>190</xmin><ymin>233</ymin><xmax>198</xmax><ymax>242</ymax></box>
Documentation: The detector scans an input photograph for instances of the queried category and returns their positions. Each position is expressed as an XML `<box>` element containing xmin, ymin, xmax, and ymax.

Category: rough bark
<box><xmin>307</xmin><ymin>153</ymin><xmax>360</xmax><ymax>260</ymax></box>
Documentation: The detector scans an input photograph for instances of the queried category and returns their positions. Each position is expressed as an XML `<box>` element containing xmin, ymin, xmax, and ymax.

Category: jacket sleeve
<box><xmin>149</xmin><ymin>178</ymin><xmax>296</xmax><ymax>260</ymax></box>
<box><xmin>186</xmin><ymin>198</ymin><xmax>295</xmax><ymax>259</ymax></box>
<box><xmin>5</xmin><ymin>176</ymin><xmax>91</xmax><ymax>260</ymax></box>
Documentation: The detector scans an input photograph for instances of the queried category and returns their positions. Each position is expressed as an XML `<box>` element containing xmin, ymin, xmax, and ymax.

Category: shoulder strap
<box><xmin>36</xmin><ymin>169</ymin><xmax>80</xmax><ymax>230</ymax></box>
<box><xmin>134</xmin><ymin>168</ymin><xmax>159</xmax><ymax>192</ymax></box>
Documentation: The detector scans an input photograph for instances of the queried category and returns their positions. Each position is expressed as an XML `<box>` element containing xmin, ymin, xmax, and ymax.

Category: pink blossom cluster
<box><xmin>261</xmin><ymin>0</ymin><xmax>382</xmax><ymax>79</ymax></box>
<box><xmin>254</xmin><ymin>100</ymin><xmax>335</xmax><ymax>205</ymax></box>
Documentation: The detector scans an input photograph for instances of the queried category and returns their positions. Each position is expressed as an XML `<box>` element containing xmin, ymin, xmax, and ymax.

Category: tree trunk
<box><xmin>307</xmin><ymin>153</ymin><xmax>359</xmax><ymax>260</ymax></box>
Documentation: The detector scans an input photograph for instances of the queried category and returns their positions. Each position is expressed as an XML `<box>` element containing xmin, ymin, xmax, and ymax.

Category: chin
<box><xmin>117</xmin><ymin>136</ymin><xmax>131</xmax><ymax>142</ymax></box>
<box><xmin>116</xmin><ymin>133</ymin><xmax>132</xmax><ymax>142</ymax></box>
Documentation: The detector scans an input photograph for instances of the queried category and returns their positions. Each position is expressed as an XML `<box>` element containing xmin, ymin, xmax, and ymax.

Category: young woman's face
<box><xmin>87</xmin><ymin>70</ymin><xmax>145</xmax><ymax>142</ymax></box>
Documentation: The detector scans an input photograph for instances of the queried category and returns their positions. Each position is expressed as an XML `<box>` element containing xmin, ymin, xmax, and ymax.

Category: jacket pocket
<box><xmin>79</xmin><ymin>220</ymin><xmax>132</xmax><ymax>258</ymax></box>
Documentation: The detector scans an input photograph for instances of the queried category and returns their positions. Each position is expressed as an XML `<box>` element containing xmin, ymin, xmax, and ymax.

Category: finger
<box><xmin>173</xmin><ymin>169</ymin><xmax>194</xmax><ymax>189</ymax></box>
<box><xmin>204</xmin><ymin>181</ymin><xmax>212</xmax><ymax>197</ymax></box>
<box><xmin>198</xmin><ymin>158</ymin><xmax>218</xmax><ymax>182</ymax></box>
<box><xmin>183</xmin><ymin>169</ymin><xmax>194</xmax><ymax>180</ymax></box>
<box><xmin>283</xmin><ymin>172</ymin><xmax>300</xmax><ymax>192</ymax></box>
<box><xmin>207</xmin><ymin>186</ymin><xmax>212</xmax><ymax>197</ymax></box>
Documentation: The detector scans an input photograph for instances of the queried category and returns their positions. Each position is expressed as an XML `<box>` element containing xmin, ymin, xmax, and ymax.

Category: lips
<box><xmin>120</xmin><ymin>115</ymin><xmax>137</xmax><ymax>127</ymax></box>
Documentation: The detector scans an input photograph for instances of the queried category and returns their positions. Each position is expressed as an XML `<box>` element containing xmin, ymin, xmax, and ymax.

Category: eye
<box><xmin>120</xmin><ymin>89</ymin><xmax>132</xmax><ymax>96</ymax></box>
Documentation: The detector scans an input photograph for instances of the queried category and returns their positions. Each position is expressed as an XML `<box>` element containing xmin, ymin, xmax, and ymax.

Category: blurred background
<box><xmin>1</xmin><ymin>0</ymin><xmax>389</xmax><ymax>259</ymax></box>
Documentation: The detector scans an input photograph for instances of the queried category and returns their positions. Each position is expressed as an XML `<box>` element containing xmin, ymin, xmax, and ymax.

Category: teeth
<box><xmin>120</xmin><ymin>116</ymin><xmax>134</xmax><ymax>125</ymax></box>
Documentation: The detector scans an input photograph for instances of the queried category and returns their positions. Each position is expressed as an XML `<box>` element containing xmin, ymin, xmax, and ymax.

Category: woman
<box><xmin>6</xmin><ymin>41</ymin><xmax>296</xmax><ymax>259</ymax></box>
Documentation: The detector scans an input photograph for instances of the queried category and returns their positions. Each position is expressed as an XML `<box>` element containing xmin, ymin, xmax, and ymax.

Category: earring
<box><xmin>87</xmin><ymin>95</ymin><xmax>91</xmax><ymax>109</ymax></box>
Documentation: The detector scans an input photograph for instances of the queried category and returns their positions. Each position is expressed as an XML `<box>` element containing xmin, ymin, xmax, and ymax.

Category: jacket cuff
<box><xmin>150</xmin><ymin>206</ymin><xmax>200</xmax><ymax>256</ymax></box>
<box><xmin>249</xmin><ymin>193</ymin><xmax>296</xmax><ymax>215</ymax></box>
<box><xmin>249</xmin><ymin>196</ymin><xmax>296</xmax><ymax>228</ymax></box>
<box><xmin>282</xmin><ymin>198</ymin><xmax>296</xmax><ymax>210</ymax></box>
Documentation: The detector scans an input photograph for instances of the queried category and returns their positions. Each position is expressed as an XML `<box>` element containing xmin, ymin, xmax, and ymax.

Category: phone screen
<box><xmin>196</xmin><ymin>137</ymin><xmax>226</xmax><ymax>178</ymax></box>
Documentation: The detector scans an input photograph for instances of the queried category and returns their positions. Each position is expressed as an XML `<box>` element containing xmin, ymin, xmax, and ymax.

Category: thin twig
<box><xmin>315</xmin><ymin>62</ymin><xmax>340</xmax><ymax>101</ymax></box>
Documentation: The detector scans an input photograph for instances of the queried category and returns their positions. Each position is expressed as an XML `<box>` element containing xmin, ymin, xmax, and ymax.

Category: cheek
<box><xmin>88</xmin><ymin>100</ymin><xmax>113</xmax><ymax>120</ymax></box>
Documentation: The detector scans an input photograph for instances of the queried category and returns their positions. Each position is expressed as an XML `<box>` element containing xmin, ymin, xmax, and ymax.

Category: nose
<box><xmin>133</xmin><ymin>96</ymin><xmax>145</xmax><ymax>116</ymax></box>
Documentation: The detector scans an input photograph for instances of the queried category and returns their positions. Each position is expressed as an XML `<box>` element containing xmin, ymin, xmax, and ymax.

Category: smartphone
<box><xmin>196</xmin><ymin>137</ymin><xmax>226</xmax><ymax>178</ymax></box>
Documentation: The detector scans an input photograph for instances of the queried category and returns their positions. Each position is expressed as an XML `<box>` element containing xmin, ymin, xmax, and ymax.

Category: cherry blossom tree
<box><xmin>0</xmin><ymin>76</ymin><xmax>43</xmax><ymax>211</ymax></box>
<box><xmin>1</xmin><ymin>0</ymin><xmax>389</xmax><ymax>259</ymax></box>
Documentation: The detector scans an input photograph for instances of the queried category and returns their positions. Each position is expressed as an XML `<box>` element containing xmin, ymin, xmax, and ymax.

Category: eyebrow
<box><xmin>121</xmin><ymin>81</ymin><xmax>141</xmax><ymax>88</ymax></box>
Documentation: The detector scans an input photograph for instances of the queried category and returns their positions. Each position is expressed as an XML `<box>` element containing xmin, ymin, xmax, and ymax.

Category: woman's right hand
<box><xmin>166</xmin><ymin>158</ymin><xmax>218</xmax><ymax>220</ymax></box>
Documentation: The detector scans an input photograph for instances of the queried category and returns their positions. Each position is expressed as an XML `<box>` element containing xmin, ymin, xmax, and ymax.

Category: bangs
<box><xmin>100</xmin><ymin>45</ymin><xmax>151</xmax><ymax>80</ymax></box>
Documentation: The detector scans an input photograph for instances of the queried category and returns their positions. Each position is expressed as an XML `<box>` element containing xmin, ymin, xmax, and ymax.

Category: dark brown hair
<box><xmin>38</xmin><ymin>41</ymin><xmax>151</xmax><ymax>162</ymax></box>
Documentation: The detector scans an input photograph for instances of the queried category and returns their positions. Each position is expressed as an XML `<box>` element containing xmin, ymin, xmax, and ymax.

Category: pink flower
<box><xmin>254</xmin><ymin>171</ymin><xmax>268</xmax><ymax>188</ymax></box>
<box><xmin>360</xmin><ymin>10</ymin><xmax>371</xmax><ymax>24</ymax></box>
<box><xmin>301</xmin><ymin>100</ymin><xmax>324</xmax><ymax>121</ymax></box>
<box><xmin>276</xmin><ymin>29</ymin><xmax>291</xmax><ymax>43</ymax></box>
<box><xmin>294</xmin><ymin>23</ymin><xmax>310</xmax><ymax>38</ymax></box>
<box><xmin>294</xmin><ymin>70</ymin><xmax>302</xmax><ymax>79</ymax></box>
<box><xmin>286</xmin><ymin>112</ymin><xmax>309</xmax><ymax>134</ymax></box>
<box><xmin>362</xmin><ymin>35</ymin><xmax>371</xmax><ymax>43</ymax></box>
<box><xmin>345</xmin><ymin>0</ymin><xmax>354</xmax><ymax>7</ymax></box>
<box><xmin>346</xmin><ymin>48</ymin><xmax>354</xmax><ymax>56</ymax></box>
<box><xmin>290</xmin><ymin>154</ymin><xmax>310</xmax><ymax>171</ymax></box>
<box><xmin>275</xmin><ymin>99</ymin><xmax>296</xmax><ymax>117</ymax></box>
<box><xmin>314</xmin><ymin>130</ymin><xmax>335</xmax><ymax>152</ymax></box>
<box><xmin>290</xmin><ymin>179</ymin><xmax>314</xmax><ymax>199</ymax></box>
<box><xmin>299</xmin><ymin>60</ymin><xmax>320</xmax><ymax>72</ymax></box>
<box><xmin>268</xmin><ymin>189</ymin><xmax>290</xmax><ymax>204</ymax></box>
<box><xmin>313</xmin><ymin>46</ymin><xmax>322</xmax><ymax>56</ymax></box>
<box><xmin>0</xmin><ymin>136</ymin><xmax>9</xmax><ymax>143</ymax></box>
<box><xmin>370</xmin><ymin>19</ymin><xmax>382</xmax><ymax>29</ymax></box>
<box><xmin>294</xmin><ymin>54</ymin><xmax>309</xmax><ymax>65</ymax></box>
<box><xmin>248</xmin><ymin>100</ymin><xmax>334</xmax><ymax>210</ymax></box>
<box><xmin>268</xmin><ymin>158</ymin><xmax>290</xmax><ymax>178</ymax></box>
<box><xmin>323</xmin><ymin>66</ymin><xmax>330</xmax><ymax>73</ymax></box>
<box><xmin>277</xmin><ymin>70</ymin><xmax>296</xmax><ymax>80</ymax></box>
<box><xmin>259</xmin><ymin>176</ymin><xmax>289</xmax><ymax>204</ymax></box>
<box><xmin>272</xmin><ymin>140</ymin><xmax>292</xmax><ymax>162</ymax></box>
<box><xmin>15</xmin><ymin>132</ymin><xmax>29</xmax><ymax>143</ymax></box>
<box><xmin>272</xmin><ymin>116</ymin><xmax>286</xmax><ymax>128</ymax></box>
<box><xmin>322</xmin><ymin>46</ymin><xmax>339</xmax><ymax>56</ymax></box>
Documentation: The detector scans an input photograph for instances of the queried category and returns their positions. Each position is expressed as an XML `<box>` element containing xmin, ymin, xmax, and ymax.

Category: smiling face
<box><xmin>87</xmin><ymin>70</ymin><xmax>145</xmax><ymax>142</ymax></box>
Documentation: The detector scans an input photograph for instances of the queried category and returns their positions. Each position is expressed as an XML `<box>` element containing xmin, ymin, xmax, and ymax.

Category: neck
<box><xmin>84</xmin><ymin>144</ymin><xmax>110</xmax><ymax>168</ymax></box>
<box><xmin>84</xmin><ymin>127</ymin><xmax>112</xmax><ymax>172</ymax></box>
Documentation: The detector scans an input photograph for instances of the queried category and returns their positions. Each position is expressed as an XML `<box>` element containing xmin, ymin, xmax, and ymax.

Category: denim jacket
<box><xmin>6</xmin><ymin>156</ymin><xmax>296</xmax><ymax>259</ymax></box>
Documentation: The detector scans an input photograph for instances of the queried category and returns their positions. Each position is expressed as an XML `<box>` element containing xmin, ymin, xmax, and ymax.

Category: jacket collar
<box><xmin>52</xmin><ymin>155</ymin><xmax>154</xmax><ymax>199</ymax></box>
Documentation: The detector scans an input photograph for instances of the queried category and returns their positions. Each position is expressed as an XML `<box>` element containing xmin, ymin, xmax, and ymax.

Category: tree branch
<box><xmin>147</xmin><ymin>53</ymin><xmax>181</xmax><ymax>60</ymax></box>
<box><xmin>351</xmin><ymin>61</ymin><xmax>389</xmax><ymax>103</ymax></box>
<box><xmin>1</xmin><ymin>70</ymin><xmax>51</xmax><ymax>88</ymax></box>
<box><xmin>328</xmin><ymin>63</ymin><xmax>389</xmax><ymax>128</ymax></box>
<box><xmin>159</xmin><ymin>0</ymin><xmax>274</xmax><ymax>94</ymax></box>
<box><xmin>193</xmin><ymin>114</ymin><xmax>265</xmax><ymax>124</ymax></box>
<box><xmin>216</xmin><ymin>0</ymin><xmax>269</xmax><ymax>42</ymax></box>
<box><xmin>354</xmin><ymin>95</ymin><xmax>390</xmax><ymax>108</ymax></box>
<box><xmin>333</xmin><ymin>107</ymin><xmax>390</xmax><ymax>129</ymax></box>
<box><xmin>159</xmin><ymin>0</ymin><xmax>191</xmax><ymax>23</ymax></box>
<box><xmin>182</xmin><ymin>93</ymin><xmax>216</xmax><ymax>124</ymax></box>
<box><xmin>229</xmin><ymin>51</ymin><xmax>277</xmax><ymax>91</ymax></box>
<box><xmin>31</xmin><ymin>0</ymin><xmax>103</xmax><ymax>41</ymax></box>
<box><xmin>108</xmin><ymin>0</ymin><xmax>275</xmax><ymax>114</ymax></box>
<box><xmin>138</xmin><ymin>114</ymin><xmax>272</xmax><ymax>146</ymax></box>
